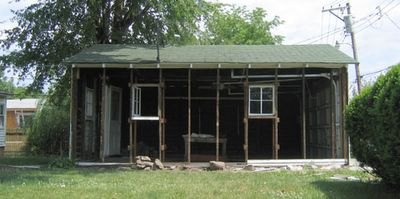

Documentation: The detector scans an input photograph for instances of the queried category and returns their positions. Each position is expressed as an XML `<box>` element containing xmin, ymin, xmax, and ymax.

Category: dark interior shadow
<box><xmin>312</xmin><ymin>180</ymin><xmax>400</xmax><ymax>199</ymax></box>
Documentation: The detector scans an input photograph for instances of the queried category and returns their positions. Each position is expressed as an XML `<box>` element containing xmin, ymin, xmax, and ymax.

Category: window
<box><xmin>85</xmin><ymin>88</ymin><xmax>94</xmax><ymax>119</ymax></box>
<box><xmin>131</xmin><ymin>86</ymin><xmax>141</xmax><ymax>117</ymax></box>
<box><xmin>16</xmin><ymin>112</ymin><xmax>34</xmax><ymax>129</ymax></box>
<box><xmin>0</xmin><ymin>104</ymin><xmax>4</xmax><ymax>129</ymax></box>
<box><xmin>249</xmin><ymin>85</ymin><xmax>275</xmax><ymax>116</ymax></box>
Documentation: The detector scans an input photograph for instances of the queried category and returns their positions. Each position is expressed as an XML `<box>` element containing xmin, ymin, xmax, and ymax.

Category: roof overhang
<box><xmin>71</xmin><ymin>62</ymin><xmax>348</xmax><ymax>69</ymax></box>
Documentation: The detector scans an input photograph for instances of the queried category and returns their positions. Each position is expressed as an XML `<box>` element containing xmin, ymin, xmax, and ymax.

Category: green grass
<box><xmin>0</xmin><ymin>155</ymin><xmax>56</xmax><ymax>166</ymax></box>
<box><xmin>0</xmin><ymin>166</ymin><xmax>399</xmax><ymax>199</ymax></box>
<box><xmin>0</xmin><ymin>156</ymin><xmax>398</xmax><ymax>198</ymax></box>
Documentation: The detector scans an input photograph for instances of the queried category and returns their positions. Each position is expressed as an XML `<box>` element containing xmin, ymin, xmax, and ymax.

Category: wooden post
<box><xmin>341</xmin><ymin>67</ymin><xmax>349</xmax><ymax>163</ymax></box>
<box><xmin>302</xmin><ymin>68</ymin><xmax>307</xmax><ymax>159</ymax></box>
<box><xmin>243</xmin><ymin>69</ymin><xmax>249</xmax><ymax>162</ymax></box>
<box><xmin>216</xmin><ymin>68</ymin><xmax>220</xmax><ymax>161</ymax></box>
<box><xmin>161</xmin><ymin>76</ymin><xmax>166</xmax><ymax>161</ymax></box>
<box><xmin>69</xmin><ymin>67</ymin><xmax>78</xmax><ymax>160</ymax></box>
<box><xmin>134</xmin><ymin>76</ymin><xmax>138</xmax><ymax>159</ymax></box>
<box><xmin>158</xmin><ymin>69</ymin><xmax>162</xmax><ymax>160</ymax></box>
<box><xmin>188</xmin><ymin>68</ymin><xmax>191</xmax><ymax>163</ymax></box>
<box><xmin>330</xmin><ymin>70</ymin><xmax>336</xmax><ymax>158</ymax></box>
<box><xmin>129</xmin><ymin>69</ymin><xmax>133</xmax><ymax>164</ymax></box>
<box><xmin>99</xmin><ymin>68</ymin><xmax>106</xmax><ymax>162</ymax></box>
<box><xmin>273</xmin><ymin>68</ymin><xmax>279</xmax><ymax>159</ymax></box>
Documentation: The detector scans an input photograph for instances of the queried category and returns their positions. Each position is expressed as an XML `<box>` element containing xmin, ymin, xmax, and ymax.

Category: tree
<box><xmin>199</xmin><ymin>5</ymin><xmax>283</xmax><ymax>45</ymax></box>
<box><xmin>0</xmin><ymin>72</ymin><xmax>42</xmax><ymax>99</ymax></box>
<box><xmin>0</xmin><ymin>0</ymin><xmax>207</xmax><ymax>90</ymax></box>
<box><xmin>0</xmin><ymin>0</ymin><xmax>283</xmax><ymax>91</ymax></box>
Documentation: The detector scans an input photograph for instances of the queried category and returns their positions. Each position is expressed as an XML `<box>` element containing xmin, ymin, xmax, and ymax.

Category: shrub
<box><xmin>27</xmin><ymin>97</ymin><xmax>70</xmax><ymax>156</ymax></box>
<box><xmin>48</xmin><ymin>157</ymin><xmax>75</xmax><ymax>169</ymax></box>
<box><xmin>345</xmin><ymin>64</ymin><xmax>400</xmax><ymax>188</ymax></box>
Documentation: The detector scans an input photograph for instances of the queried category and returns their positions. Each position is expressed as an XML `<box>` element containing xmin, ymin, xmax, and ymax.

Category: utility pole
<box><xmin>323</xmin><ymin>2</ymin><xmax>362</xmax><ymax>93</ymax></box>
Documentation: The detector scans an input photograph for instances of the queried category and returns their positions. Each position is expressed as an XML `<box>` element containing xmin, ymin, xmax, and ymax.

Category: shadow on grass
<box><xmin>0</xmin><ymin>167</ymin><xmax>50</xmax><ymax>184</ymax></box>
<box><xmin>313</xmin><ymin>180</ymin><xmax>400</xmax><ymax>199</ymax></box>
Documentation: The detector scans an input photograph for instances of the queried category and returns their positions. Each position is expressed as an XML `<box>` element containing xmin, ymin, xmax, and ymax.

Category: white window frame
<box><xmin>16</xmin><ymin>112</ymin><xmax>34</xmax><ymax>128</ymax></box>
<box><xmin>131</xmin><ymin>84</ymin><xmax>160</xmax><ymax>121</ymax></box>
<box><xmin>131</xmin><ymin>86</ymin><xmax>141</xmax><ymax>117</ymax></box>
<box><xmin>248</xmin><ymin>85</ymin><xmax>276</xmax><ymax>117</ymax></box>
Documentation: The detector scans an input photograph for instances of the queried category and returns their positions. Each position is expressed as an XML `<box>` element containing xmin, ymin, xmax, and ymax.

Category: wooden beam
<box><xmin>341</xmin><ymin>67</ymin><xmax>349</xmax><ymax>163</ymax></box>
<box><xmin>243</xmin><ymin>69</ymin><xmax>249</xmax><ymax>162</ymax></box>
<box><xmin>69</xmin><ymin>67</ymin><xmax>78</xmax><ymax>160</ymax></box>
<box><xmin>158</xmin><ymin>69</ymin><xmax>162</xmax><ymax>160</ymax></box>
<box><xmin>188</xmin><ymin>69</ymin><xmax>191</xmax><ymax>163</ymax></box>
<box><xmin>129</xmin><ymin>69</ymin><xmax>133</xmax><ymax>164</ymax></box>
<box><xmin>331</xmin><ymin>70</ymin><xmax>336</xmax><ymax>158</ymax></box>
<box><xmin>273</xmin><ymin>69</ymin><xmax>279</xmax><ymax>159</ymax></box>
<box><xmin>99</xmin><ymin>68</ymin><xmax>106</xmax><ymax>162</ymax></box>
<box><xmin>216</xmin><ymin>68</ymin><xmax>220</xmax><ymax>161</ymax></box>
<box><xmin>134</xmin><ymin>76</ymin><xmax>138</xmax><ymax>159</ymax></box>
<box><xmin>302</xmin><ymin>68</ymin><xmax>307</xmax><ymax>159</ymax></box>
<box><xmin>162</xmin><ymin>78</ymin><xmax>166</xmax><ymax>162</ymax></box>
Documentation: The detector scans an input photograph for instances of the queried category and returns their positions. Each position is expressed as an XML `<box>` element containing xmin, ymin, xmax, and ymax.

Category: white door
<box><xmin>104</xmin><ymin>86</ymin><xmax>122</xmax><ymax>156</ymax></box>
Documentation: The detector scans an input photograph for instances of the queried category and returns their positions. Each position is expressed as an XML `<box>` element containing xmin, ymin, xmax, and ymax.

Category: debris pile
<box><xmin>135</xmin><ymin>156</ymin><xmax>164</xmax><ymax>170</ymax></box>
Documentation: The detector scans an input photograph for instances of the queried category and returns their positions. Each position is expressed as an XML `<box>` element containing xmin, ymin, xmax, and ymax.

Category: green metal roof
<box><xmin>65</xmin><ymin>44</ymin><xmax>357</xmax><ymax>68</ymax></box>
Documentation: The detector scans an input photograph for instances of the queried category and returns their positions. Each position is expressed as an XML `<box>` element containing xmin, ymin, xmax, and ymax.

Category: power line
<box><xmin>385</xmin><ymin>13</ymin><xmax>400</xmax><ymax>31</ymax></box>
<box><xmin>360</xmin><ymin>66</ymin><xmax>393</xmax><ymax>78</ymax></box>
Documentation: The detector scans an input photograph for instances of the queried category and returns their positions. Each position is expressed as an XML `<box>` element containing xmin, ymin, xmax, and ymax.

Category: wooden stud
<box><xmin>188</xmin><ymin>69</ymin><xmax>191</xmax><ymax>163</ymax></box>
<box><xmin>216</xmin><ymin>68</ymin><xmax>220</xmax><ymax>161</ymax></box>
<box><xmin>244</xmin><ymin>69</ymin><xmax>249</xmax><ymax>162</ymax></box>
<box><xmin>273</xmin><ymin>68</ymin><xmax>279</xmax><ymax>159</ymax></box>
<box><xmin>158</xmin><ymin>69</ymin><xmax>162</xmax><ymax>160</ymax></box>
<box><xmin>162</xmin><ymin>77</ymin><xmax>166</xmax><ymax>161</ymax></box>
<box><xmin>134</xmin><ymin>76</ymin><xmax>138</xmax><ymax>159</ymax></box>
<box><xmin>99</xmin><ymin>68</ymin><xmax>106</xmax><ymax>162</ymax></box>
<box><xmin>341</xmin><ymin>67</ymin><xmax>349</xmax><ymax>163</ymax></box>
<box><xmin>69</xmin><ymin>67</ymin><xmax>78</xmax><ymax>160</ymax></box>
<box><xmin>302</xmin><ymin>68</ymin><xmax>307</xmax><ymax>159</ymax></box>
<box><xmin>330</xmin><ymin>70</ymin><xmax>336</xmax><ymax>158</ymax></box>
<box><xmin>129</xmin><ymin>69</ymin><xmax>133</xmax><ymax>164</ymax></box>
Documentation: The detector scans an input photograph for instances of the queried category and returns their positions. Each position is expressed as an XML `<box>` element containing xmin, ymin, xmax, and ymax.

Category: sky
<box><xmin>1</xmin><ymin>0</ymin><xmax>399</xmax><ymax>90</ymax></box>
<box><xmin>211</xmin><ymin>0</ymin><xmax>400</xmax><ymax>90</ymax></box>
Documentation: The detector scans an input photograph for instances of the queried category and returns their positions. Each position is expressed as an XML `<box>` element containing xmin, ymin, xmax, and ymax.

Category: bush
<box><xmin>345</xmin><ymin>64</ymin><xmax>400</xmax><ymax>188</ymax></box>
<box><xmin>27</xmin><ymin>97</ymin><xmax>70</xmax><ymax>156</ymax></box>
<box><xmin>48</xmin><ymin>157</ymin><xmax>75</xmax><ymax>169</ymax></box>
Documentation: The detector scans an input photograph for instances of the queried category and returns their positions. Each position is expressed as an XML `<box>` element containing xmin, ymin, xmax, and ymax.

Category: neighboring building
<box><xmin>65</xmin><ymin>44</ymin><xmax>356</xmax><ymax>163</ymax></box>
<box><xmin>0</xmin><ymin>91</ymin><xmax>10</xmax><ymax>154</ymax></box>
<box><xmin>5</xmin><ymin>98</ymin><xmax>40</xmax><ymax>153</ymax></box>
<box><xmin>6</xmin><ymin>98</ymin><xmax>40</xmax><ymax>132</ymax></box>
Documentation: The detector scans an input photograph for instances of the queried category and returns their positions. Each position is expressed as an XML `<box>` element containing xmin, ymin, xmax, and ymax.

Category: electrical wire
<box><xmin>385</xmin><ymin>13</ymin><xmax>400</xmax><ymax>31</ymax></box>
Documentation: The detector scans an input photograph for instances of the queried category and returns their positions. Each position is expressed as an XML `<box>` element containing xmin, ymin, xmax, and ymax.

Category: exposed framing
<box><xmin>302</xmin><ymin>68</ymin><xmax>307</xmax><ymax>159</ymax></box>
<box><xmin>216</xmin><ymin>68</ymin><xmax>220</xmax><ymax>161</ymax></box>
<box><xmin>187</xmin><ymin>69</ymin><xmax>191</xmax><ymax>163</ymax></box>
<box><xmin>69</xmin><ymin>67</ymin><xmax>78</xmax><ymax>160</ymax></box>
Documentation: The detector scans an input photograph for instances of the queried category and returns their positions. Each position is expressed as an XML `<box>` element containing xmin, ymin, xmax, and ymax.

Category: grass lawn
<box><xmin>1</xmin><ymin>164</ymin><xmax>399</xmax><ymax>199</ymax></box>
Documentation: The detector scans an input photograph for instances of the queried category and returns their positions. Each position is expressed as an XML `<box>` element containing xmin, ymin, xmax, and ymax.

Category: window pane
<box><xmin>250</xmin><ymin>87</ymin><xmax>260</xmax><ymax>100</ymax></box>
<box><xmin>250</xmin><ymin>101</ymin><xmax>260</xmax><ymax>114</ymax></box>
<box><xmin>0</xmin><ymin>104</ymin><xmax>3</xmax><ymax>116</ymax></box>
<box><xmin>262</xmin><ymin>101</ymin><xmax>273</xmax><ymax>114</ymax></box>
<box><xmin>0</xmin><ymin>116</ymin><xmax>4</xmax><ymax>129</ymax></box>
<box><xmin>262</xmin><ymin>87</ymin><xmax>273</xmax><ymax>100</ymax></box>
